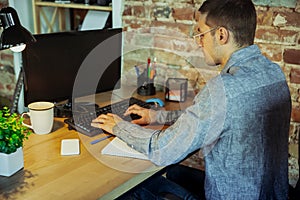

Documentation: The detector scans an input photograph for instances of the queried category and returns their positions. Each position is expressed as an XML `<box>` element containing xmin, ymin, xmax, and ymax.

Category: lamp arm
<box><xmin>11</xmin><ymin>66</ymin><xmax>24</xmax><ymax>114</ymax></box>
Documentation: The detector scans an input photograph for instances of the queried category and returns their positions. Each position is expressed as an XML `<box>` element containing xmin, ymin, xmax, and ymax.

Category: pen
<box><xmin>134</xmin><ymin>65</ymin><xmax>139</xmax><ymax>76</ymax></box>
<box><xmin>90</xmin><ymin>135</ymin><xmax>113</xmax><ymax>145</ymax></box>
<box><xmin>150</xmin><ymin>69</ymin><xmax>155</xmax><ymax>79</ymax></box>
<box><xmin>147</xmin><ymin>58</ymin><xmax>151</xmax><ymax>79</ymax></box>
<box><xmin>150</xmin><ymin>57</ymin><xmax>156</xmax><ymax>80</ymax></box>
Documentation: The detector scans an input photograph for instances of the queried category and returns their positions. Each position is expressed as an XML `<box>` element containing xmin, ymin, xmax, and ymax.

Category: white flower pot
<box><xmin>0</xmin><ymin>147</ymin><xmax>24</xmax><ymax>177</ymax></box>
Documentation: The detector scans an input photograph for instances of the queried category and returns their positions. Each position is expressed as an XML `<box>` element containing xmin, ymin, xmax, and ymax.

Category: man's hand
<box><xmin>91</xmin><ymin>113</ymin><xmax>123</xmax><ymax>134</ymax></box>
<box><xmin>124</xmin><ymin>104</ymin><xmax>157</xmax><ymax>125</ymax></box>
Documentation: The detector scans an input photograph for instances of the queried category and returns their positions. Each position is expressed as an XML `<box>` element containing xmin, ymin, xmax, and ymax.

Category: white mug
<box><xmin>22</xmin><ymin>102</ymin><xmax>54</xmax><ymax>135</ymax></box>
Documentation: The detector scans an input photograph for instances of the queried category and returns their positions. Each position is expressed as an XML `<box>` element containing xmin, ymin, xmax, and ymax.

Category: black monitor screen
<box><xmin>22</xmin><ymin>28</ymin><xmax>122</xmax><ymax>107</ymax></box>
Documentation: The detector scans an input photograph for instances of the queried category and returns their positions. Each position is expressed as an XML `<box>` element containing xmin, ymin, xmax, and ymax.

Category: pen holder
<box><xmin>165</xmin><ymin>78</ymin><xmax>188</xmax><ymax>102</ymax></box>
<box><xmin>137</xmin><ymin>70</ymin><xmax>156</xmax><ymax>96</ymax></box>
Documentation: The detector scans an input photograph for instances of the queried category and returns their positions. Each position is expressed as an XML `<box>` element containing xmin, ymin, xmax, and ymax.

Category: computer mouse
<box><xmin>145</xmin><ymin>98</ymin><xmax>165</xmax><ymax>107</ymax></box>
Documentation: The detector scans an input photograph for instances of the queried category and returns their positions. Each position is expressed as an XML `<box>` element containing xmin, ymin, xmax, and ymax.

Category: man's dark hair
<box><xmin>199</xmin><ymin>0</ymin><xmax>257</xmax><ymax>47</ymax></box>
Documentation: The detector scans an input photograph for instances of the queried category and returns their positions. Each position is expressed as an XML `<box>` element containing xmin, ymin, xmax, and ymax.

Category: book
<box><xmin>101</xmin><ymin>137</ymin><xmax>149</xmax><ymax>160</ymax></box>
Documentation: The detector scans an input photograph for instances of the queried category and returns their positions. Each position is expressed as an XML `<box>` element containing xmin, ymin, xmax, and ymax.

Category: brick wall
<box><xmin>121</xmin><ymin>0</ymin><xmax>217</xmax><ymax>94</ymax></box>
<box><xmin>121</xmin><ymin>0</ymin><xmax>300</xmax><ymax>186</ymax></box>
<box><xmin>0</xmin><ymin>0</ymin><xmax>15</xmax><ymax>108</ymax></box>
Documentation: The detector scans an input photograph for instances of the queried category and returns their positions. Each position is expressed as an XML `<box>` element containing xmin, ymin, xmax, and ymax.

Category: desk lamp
<box><xmin>0</xmin><ymin>7</ymin><xmax>36</xmax><ymax>113</ymax></box>
<box><xmin>0</xmin><ymin>7</ymin><xmax>36</xmax><ymax>52</ymax></box>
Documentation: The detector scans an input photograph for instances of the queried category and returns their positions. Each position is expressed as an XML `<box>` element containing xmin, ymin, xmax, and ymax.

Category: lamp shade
<box><xmin>0</xmin><ymin>7</ymin><xmax>36</xmax><ymax>50</ymax></box>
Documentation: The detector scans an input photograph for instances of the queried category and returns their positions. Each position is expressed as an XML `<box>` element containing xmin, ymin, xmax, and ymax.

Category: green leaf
<box><xmin>0</xmin><ymin>106</ymin><xmax>32</xmax><ymax>154</ymax></box>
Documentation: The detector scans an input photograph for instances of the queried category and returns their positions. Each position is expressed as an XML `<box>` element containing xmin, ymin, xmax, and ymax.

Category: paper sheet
<box><xmin>101</xmin><ymin>137</ymin><xmax>149</xmax><ymax>160</ymax></box>
<box><xmin>81</xmin><ymin>10</ymin><xmax>110</xmax><ymax>30</ymax></box>
<box><xmin>61</xmin><ymin>139</ymin><xmax>80</xmax><ymax>155</ymax></box>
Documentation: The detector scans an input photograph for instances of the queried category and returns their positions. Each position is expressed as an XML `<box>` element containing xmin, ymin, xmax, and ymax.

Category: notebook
<box><xmin>101</xmin><ymin>137</ymin><xmax>149</xmax><ymax>160</ymax></box>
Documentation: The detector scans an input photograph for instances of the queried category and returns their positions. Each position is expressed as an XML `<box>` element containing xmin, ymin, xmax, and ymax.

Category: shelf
<box><xmin>32</xmin><ymin>0</ymin><xmax>112</xmax><ymax>33</ymax></box>
<box><xmin>35</xmin><ymin>2</ymin><xmax>112</xmax><ymax>11</ymax></box>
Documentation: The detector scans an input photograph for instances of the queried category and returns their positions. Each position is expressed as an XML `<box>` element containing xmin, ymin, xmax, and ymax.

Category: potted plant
<box><xmin>0</xmin><ymin>106</ymin><xmax>32</xmax><ymax>177</ymax></box>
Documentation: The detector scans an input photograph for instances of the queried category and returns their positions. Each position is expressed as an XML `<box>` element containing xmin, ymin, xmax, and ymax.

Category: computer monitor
<box><xmin>22</xmin><ymin>28</ymin><xmax>122</xmax><ymax>116</ymax></box>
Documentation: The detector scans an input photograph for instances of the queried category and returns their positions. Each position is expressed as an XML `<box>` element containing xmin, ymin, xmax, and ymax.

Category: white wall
<box><xmin>112</xmin><ymin>0</ymin><xmax>122</xmax><ymax>28</ymax></box>
<box><xmin>8</xmin><ymin>0</ymin><xmax>34</xmax><ymax>32</ymax></box>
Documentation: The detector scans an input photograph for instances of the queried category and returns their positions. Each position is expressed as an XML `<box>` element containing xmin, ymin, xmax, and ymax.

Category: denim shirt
<box><xmin>113</xmin><ymin>45</ymin><xmax>291</xmax><ymax>199</ymax></box>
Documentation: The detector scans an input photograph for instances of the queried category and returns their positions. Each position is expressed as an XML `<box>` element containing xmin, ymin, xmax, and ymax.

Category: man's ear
<box><xmin>218</xmin><ymin>27</ymin><xmax>229</xmax><ymax>44</ymax></box>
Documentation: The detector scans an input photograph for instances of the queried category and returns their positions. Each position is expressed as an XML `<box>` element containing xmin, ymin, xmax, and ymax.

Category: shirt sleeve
<box><xmin>113</xmin><ymin>76</ymin><xmax>226</xmax><ymax>166</ymax></box>
<box><xmin>155</xmin><ymin>110</ymin><xmax>184</xmax><ymax>125</ymax></box>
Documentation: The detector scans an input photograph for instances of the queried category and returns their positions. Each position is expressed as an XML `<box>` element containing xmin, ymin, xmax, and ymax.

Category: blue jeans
<box><xmin>117</xmin><ymin>165</ymin><xmax>205</xmax><ymax>200</ymax></box>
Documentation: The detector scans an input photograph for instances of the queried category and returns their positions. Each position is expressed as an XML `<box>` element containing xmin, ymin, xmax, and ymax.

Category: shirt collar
<box><xmin>221</xmin><ymin>44</ymin><xmax>261</xmax><ymax>74</ymax></box>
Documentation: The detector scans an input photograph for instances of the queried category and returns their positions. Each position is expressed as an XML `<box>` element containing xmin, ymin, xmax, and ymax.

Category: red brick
<box><xmin>122</xmin><ymin>5</ymin><xmax>132</xmax><ymax>16</ymax></box>
<box><xmin>123</xmin><ymin>19</ymin><xmax>151</xmax><ymax>29</ymax></box>
<box><xmin>172</xmin><ymin>7</ymin><xmax>194</xmax><ymax>21</ymax></box>
<box><xmin>256</xmin><ymin>43</ymin><xmax>282</xmax><ymax>62</ymax></box>
<box><xmin>256</xmin><ymin>8</ymin><xmax>273</xmax><ymax>26</ymax></box>
<box><xmin>255</xmin><ymin>28</ymin><xmax>298</xmax><ymax>44</ymax></box>
<box><xmin>273</xmin><ymin>11</ymin><xmax>300</xmax><ymax>27</ymax></box>
<box><xmin>123</xmin><ymin>5</ymin><xmax>151</xmax><ymax>18</ymax></box>
<box><xmin>135</xmin><ymin>33</ymin><xmax>154</xmax><ymax>47</ymax></box>
<box><xmin>151</xmin><ymin>21</ymin><xmax>192</xmax><ymax>36</ymax></box>
<box><xmin>150</xmin><ymin>26</ymin><xmax>190</xmax><ymax>39</ymax></box>
<box><xmin>133</xmin><ymin>5</ymin><xmax>149</xmax><ymax>18</ymax></box>
<box><xmin>153</xmin><ymin>35</ymin><xmax>173</xmax><ymax>49</ymax></box>
<box><xmin>290</xmin><ymin>68</ymin><xmax>300</xmax><ymax>84</ymax></box>
<box><xmin>0</xmin><ymin>52</ymin><xmax>13</xmax><ymax>62</ymax></box>
<box><xmin>172</xmin><ymin>38</ymin><xmax>195</xmax><ymax>52</ymax></box>
<box><xmin>284</xmin><ymin>49</ymin><xmax>300</xmax><ymax>65</ymax></box>
<box><xmin>291</xmin><ymin>106</ymin><xmax>300</xmax><ymax>123</ymax></box>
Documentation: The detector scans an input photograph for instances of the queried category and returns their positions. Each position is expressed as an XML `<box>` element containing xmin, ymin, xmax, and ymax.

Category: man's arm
<box><xmin>156</xmin><ymin>110</ymin><xmax>184</xmax><ymax>125</ymax></box>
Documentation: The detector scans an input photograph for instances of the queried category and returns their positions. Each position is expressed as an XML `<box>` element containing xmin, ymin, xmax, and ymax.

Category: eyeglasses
<box><xmin>193</xmin><ymin>26</ymin><xmax>220</xmax><ymax>44</ymax></box>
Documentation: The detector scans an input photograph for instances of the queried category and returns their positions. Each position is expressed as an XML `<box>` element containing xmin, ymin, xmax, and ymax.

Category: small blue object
<box><xmin>145</xmin><ymin>98</ymin><xmax>165</xmax><ymax>107</ymax></box>
<box><xmin>90</xmin><ymin>135</ymin><xmax>113</xmax><ymax>145</ymax></box>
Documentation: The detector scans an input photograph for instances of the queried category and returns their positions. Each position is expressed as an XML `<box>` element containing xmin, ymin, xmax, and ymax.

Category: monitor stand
<box><xmin>54</xmin><ymin>99</ymin><xmax>99</xmax><ymax>118</ymax></box>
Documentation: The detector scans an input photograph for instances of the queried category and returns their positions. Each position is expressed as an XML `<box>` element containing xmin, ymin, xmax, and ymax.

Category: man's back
<box><xmin>204</xmin><ymin>45</ymin><xmax>291</xmax><ymax>199</ymax></box>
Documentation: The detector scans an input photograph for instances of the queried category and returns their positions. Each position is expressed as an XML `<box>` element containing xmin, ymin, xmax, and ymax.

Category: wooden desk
<box><xmin>0</xmin><ymin>87</ymin><xmax>193</xmax><ymax>199</ymax></box>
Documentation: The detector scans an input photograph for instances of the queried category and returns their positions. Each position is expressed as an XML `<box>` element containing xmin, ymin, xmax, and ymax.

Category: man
<box><xmin>92</xmin><ymin>0</ymin><xmax>291</xmax><ymax>199</ymax></box>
